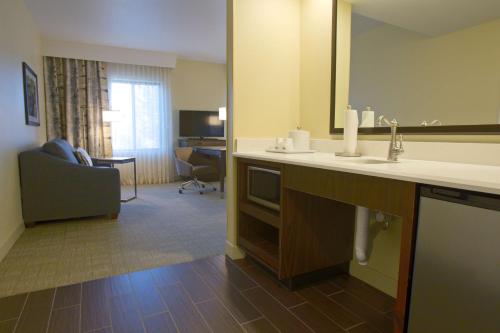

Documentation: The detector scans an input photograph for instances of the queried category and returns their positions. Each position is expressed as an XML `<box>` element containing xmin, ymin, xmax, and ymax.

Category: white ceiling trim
<box><xmin>42</xmin><ymin>39</ymin><xmax>178</xmax><ymax>68</ymax></box>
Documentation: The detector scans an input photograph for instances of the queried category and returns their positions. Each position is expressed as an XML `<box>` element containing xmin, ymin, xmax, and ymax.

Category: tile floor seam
<box><xmin>180</xmin><ymin>282</ymin><xmax>214</xmax><ymax>333</ymax></box>
<box><xmin>79</xmin><ymin>284</ymin><xmax>83</xmax><ymax>333</ymax></box>
<box><xmin>345</xmin><ymin>320</ymin><xmax>367</xmax><ymax>331</ymax></box>
<box><xmin>141</xmin><ymin>310</ymin><xmax>168</xmax><ymax>320</ymax></box>
<box><xmin>239</xmin><ymin>315</ymin><xmax>265</xmax><ymax>326</ymax></box>
<box><xmin>0</xmin><ymin>316</ymin><xmax>20</xmax><ymax>323</ymax></box>
<box><xmin>337</xmin><ymin>288</ymin><xmax>394</xmax><ymax>315</ymax></box>
<box><xmin>299</xmin><ymin>290</ymin><xmax>356</xmax><ymax>331</ymax></box>
<box><xmin>44</xmin><ymin>289</ymin><xmax>57</xmax><ymax>333</ymax></box>
<box><xmin>286</xmin><ymin>301</ymin><xmax>308</xmax><ymax>310</ymax></box>
<box><xmin>238</xmin><ymin>288</ymin><xmax>282</xmax><ymax>333</ymax></box>
<box><xmin>11</xmin><ymin>292</ymin><xmax>29</xmax><ymax>333</ymax></box>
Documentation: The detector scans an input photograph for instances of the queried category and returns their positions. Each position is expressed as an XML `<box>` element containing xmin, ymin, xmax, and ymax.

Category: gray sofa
<box><xmin>19</xmin><ymin>139</ymin><xmax>121</xmax><ymax>226</ymax></box>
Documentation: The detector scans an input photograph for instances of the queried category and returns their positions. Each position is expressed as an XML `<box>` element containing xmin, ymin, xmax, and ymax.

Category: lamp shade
<box><xmin>218</xmin><ymin>107</ymin><xmax>227</xmax><ymax>121</ymax></box>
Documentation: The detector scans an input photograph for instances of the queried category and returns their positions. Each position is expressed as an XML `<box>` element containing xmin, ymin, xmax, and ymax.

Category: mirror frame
<box><xmin>329</xmin><ymin>3</ymin><xmax>500</xmax><ymax>135</ymax></box>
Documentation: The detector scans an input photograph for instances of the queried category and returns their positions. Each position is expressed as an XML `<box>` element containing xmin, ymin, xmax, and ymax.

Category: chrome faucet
<box><xmin>378</xmin><ymin>116</ymin><xmax>404</xmax><ymax>161</ymax></box>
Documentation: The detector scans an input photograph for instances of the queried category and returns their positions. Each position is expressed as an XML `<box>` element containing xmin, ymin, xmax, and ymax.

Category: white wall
<box><xmin>0</xmin><ymin>0</ymin><xmax>46</xmax><ymax>260</ymax></box>
<box><xmin>42</xmin><ymin>39</ymin><xmax>177</xmax><ymax>68</ymax></box>
<box><xmin>170</xmin><ymin>58</ymin><xmax>227</xmax><ymax>142</ymax></box>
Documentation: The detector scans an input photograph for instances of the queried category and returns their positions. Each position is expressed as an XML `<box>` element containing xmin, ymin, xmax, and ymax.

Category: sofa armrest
<box><xmin>19</xmin><ymin>150</ymin><xmax>121</xmax><ymax>222</ymax></box>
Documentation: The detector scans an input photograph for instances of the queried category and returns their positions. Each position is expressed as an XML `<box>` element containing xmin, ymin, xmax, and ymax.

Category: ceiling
<box><xmin>346</xmin><ymin>0</ymin><xmax>500</xmax><ymax>36</ymax></box>
<box><xmin>23</xmin><ymin>0</ymin><xmax>227</xmax><ymax>63</ymax></box>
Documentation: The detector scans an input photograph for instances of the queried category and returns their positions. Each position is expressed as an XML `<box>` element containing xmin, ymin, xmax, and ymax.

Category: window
<box><xmin>110</xmin><ymin>81</ymin><xmax>161</xmax><ymax>151</ymax></box>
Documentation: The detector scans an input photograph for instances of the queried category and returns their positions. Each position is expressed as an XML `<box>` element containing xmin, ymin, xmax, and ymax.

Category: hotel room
<box><xmin>0</xmin><ymin>0</ymin><xmax>499</xmax><ymax>332</ymax></box>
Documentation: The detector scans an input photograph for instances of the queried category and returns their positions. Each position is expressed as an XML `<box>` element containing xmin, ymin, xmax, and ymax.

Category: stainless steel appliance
<box><xmin>247</xmin><ymin>166</ymin><xmax>281</xmax><ymax>211</ymax></box>
<box><xmin>408</xmin><ymin>186</ymin><xmax>500</xmax><ymax>332</ymax></box>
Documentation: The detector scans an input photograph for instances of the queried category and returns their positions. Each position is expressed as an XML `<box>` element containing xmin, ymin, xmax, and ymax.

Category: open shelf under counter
<box><xmin>238</xmin><ymin>210</ymin><xmax>280</xmax><ymax>272</ymax></box>
<box><xmin>238</xmin><ymin>234</ymin><xmax>279</xmax><ymax>272</ymax></box>
<box><xmin>239</xmin><ymin>200</ymin><xmax>281</xmax><ymax>229</ymax></box>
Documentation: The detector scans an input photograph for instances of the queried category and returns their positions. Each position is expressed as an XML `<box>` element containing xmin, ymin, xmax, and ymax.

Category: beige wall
<box><xmin>0</xmin><ymin>0</ymin><xmax>46</xmax><ymax>260</ymax></box>
<box><xmin>170</xmin><ymin>58</ymin><xmax>227</xmax><ymax>141</ymax></box>
<box><xmin>350</xmin><ymin>17</ymin><xmax>500</xmax><ymax>127</ymax></box>
<box><xmin>232</xmin><ymin>0</ymin><xmax>301</xmax><ymax>138</ymax></box>
<box><xmin>300</xmin><ymin>0</ymin><xmax>351</xmax><ymax>138</ymax></box>
<box><xmin>226</xmin><ymin>0</ymin><xmax>302</xmax><ymax>258</ymax></box>
<box><xmin>299</xmin><ymin>0</ymin><xmax>332</xmax><ymax>136</ymax></box>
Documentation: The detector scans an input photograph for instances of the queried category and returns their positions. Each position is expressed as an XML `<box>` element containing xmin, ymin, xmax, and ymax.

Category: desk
<box><xmin>92</xmin><ymin>157</ymin><xmax>137</xmax><ymax>202</ymax></box>
<box><xmin>192</xmin><ymin>146</ymin><xmax>226</xmax><ymax>198</ymax></box>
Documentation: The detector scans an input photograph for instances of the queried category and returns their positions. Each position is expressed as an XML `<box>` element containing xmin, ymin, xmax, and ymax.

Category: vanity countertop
<box><xmin>233</xmin><ymin>151</ymin><xmax>500</xmax><ymax>196</ymax></box>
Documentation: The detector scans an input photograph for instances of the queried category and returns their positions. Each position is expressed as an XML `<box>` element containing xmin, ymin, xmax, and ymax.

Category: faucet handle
<box><xmin>378</xmin><ymin>115</ymin><xmax>392</xmax><ymax>127</ymax></box>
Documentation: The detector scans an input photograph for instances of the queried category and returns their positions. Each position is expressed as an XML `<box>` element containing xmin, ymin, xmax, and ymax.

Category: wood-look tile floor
<box><xmin>0</xmin><ymin>255</ymin><xmax>395</xmax><ymax>333</ymax></box>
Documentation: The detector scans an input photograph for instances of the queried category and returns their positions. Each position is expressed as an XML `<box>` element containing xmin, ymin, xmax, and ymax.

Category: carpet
<box><xmin>0</xmin><ymin>183</ymin><xmax>226</xmax><ymax>297</ymax></box>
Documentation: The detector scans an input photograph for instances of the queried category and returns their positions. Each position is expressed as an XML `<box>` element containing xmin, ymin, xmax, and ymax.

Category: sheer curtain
<box><xmin>107</xmin><ymin>63</ymin><xmax>174</xmax><ymax>185</ymax></box>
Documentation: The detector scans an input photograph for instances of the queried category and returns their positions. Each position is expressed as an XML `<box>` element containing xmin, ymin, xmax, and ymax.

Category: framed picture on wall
<box><xmin>22</xmin><ymin>62</ymin><xmax>40</xmax><ymax>126</ymax></box>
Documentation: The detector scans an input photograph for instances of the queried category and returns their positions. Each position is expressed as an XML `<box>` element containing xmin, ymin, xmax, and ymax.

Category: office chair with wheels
<box><xmin>174</xmin><ymin>147</ymin><xmax>217</xmax><ymax>194</ymax></box>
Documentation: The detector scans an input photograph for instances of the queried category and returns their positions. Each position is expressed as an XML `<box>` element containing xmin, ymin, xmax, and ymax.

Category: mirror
<box><xmin>331</xmin><ymin>0</ymin><xmax>500</xmax><ymax>134</ymax></box>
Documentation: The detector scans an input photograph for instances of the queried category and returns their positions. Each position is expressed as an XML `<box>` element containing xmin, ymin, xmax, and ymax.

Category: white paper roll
<box><xmin>344</xmin><ymin>108</ymin><xmax>359</xmax><ymax>154</ymax></box>
<box><xmin>289</xmin><ymin>129</ymin><xmax>310</xmax><ymax>151</ymax></box>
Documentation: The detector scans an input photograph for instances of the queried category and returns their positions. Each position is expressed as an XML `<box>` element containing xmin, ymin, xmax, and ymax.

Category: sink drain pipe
<box><xmin>355</xmin><ymin>206</ymin><xmax>370</xmax><ymax>265</ymax></box>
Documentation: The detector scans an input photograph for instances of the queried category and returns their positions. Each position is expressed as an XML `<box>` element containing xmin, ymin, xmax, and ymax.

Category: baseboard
<box><xmin>225</xmin><ymin>240</ymin><xmax>245</xmax><ymax>260</ymax></box>
<box><xmin>0</xmin><ymin>223</ymin><xmax>24</xmax><ymax>262</ymax></box>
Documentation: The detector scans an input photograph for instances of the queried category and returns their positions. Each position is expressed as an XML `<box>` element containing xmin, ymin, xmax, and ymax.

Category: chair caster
<box><xmin>200</xmin><ymin>191</ymin><xmax>204</xmax><ymax>195</ymax></box>
<box><xmin>201</xmin><ymin>184</ymin><xmax>206</xmax><ymax>188</ymax></box>
<box><xmin>179</xmin><ymin>189</ymin><xmax>183</xmax><ymax>194</ymax></box>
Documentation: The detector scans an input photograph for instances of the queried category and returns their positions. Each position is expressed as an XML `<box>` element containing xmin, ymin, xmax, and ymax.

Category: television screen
<box><xmin>179</xmin><ymin>110</ymin><xmax>225</xmax><ymax>138</ymax></box>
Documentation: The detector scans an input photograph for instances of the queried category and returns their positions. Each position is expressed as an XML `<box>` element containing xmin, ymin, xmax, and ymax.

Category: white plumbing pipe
<box><xmin>355</xmin><ymin>206</ymin><xmax>370</xmax><ymax>265</ymax></box>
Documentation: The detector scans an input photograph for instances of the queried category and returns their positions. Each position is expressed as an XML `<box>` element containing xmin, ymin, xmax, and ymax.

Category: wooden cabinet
<box><xmin>237</xmin><ymin>158</ymin><xmax>357</xmax><ymax>283</ymax></box>
<box><xmin>236</xmin><ymin>157</ymin><xmax>418</xmax><ymax>332</ymax></box>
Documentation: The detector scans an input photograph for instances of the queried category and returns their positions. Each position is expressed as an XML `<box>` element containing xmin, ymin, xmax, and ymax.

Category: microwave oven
<box><xmin>247</xmin><ymin>166</ymin><xmax>281</xmax><ymax>211</ymax></box>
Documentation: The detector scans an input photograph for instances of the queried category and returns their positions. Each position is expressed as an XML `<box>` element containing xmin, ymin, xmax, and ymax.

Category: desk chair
<box><xmin>174</xmin><ymin>147</ymin><xmax>217</xmax><ymax>194</ymax></box>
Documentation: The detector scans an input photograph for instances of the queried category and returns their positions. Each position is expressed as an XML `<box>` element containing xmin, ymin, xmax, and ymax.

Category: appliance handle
<box><xmin>421</xmin><ymin>185</ymin><xmax>500</xmax><ymax>211</ymax></box>
<box><xmin>430</xmin><ymin>187</ymin><xmax>468</xmax><ymax>201</ymax></box>
<box><xmin>248</xmin><ymin>166</ymin><xmax>281</xmax><ymax>175</ymax></box>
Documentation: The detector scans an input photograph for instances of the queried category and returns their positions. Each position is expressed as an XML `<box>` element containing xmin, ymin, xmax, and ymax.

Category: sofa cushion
<box><xmin>74</xmin><ymin>147</ymin><xmax>93</xmax><ymax>166</ymax></box>
<box><xmin>42</xmin><ymin>139</ymin><xmax>79</xmax><ymax>164</ymax></box>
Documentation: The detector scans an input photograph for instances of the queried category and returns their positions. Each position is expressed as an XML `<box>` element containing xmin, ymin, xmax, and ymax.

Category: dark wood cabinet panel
<box><xmin>236</xmin><ymin>157</ymin><xmax>418</xmax><ymax>333</ymax></box>
<box><xmin>281</xmin><ymin>189</ymin><xmax>355</xmax><ymax>278</ymax></box>
<box><xmin>283</xmin><ymin>164</ymin><xmax>416</xmax><ymax>218</ymax></box>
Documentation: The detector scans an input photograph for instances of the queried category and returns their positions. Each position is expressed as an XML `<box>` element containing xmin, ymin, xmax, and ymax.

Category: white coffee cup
<box><xmin>275</xmin><ymin>138</ymin><xmax>285</xmax><ymax>150</ymax></box>
<box><xmin>283</xmin><ymin>138</ymin><xmax>294</xmax><ymax>151</ymax></box>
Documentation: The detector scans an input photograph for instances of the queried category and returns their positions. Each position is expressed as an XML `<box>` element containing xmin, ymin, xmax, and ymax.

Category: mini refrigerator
<box><xmin>408</xmin><ymin>186</ymin><xmax>500</xmax><ymax>332</ymax></box>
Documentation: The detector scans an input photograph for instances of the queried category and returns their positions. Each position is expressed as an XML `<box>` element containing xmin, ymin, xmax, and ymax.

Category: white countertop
<box><xmin>233</xmin><ymin>151</ymin><xmax>500</xmax><ymax>196</ymax></box>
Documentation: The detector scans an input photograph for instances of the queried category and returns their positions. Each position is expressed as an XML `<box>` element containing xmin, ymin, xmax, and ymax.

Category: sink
<box><xmin>339</xmin><ymin>158</ymin><xmax>399</xmax><ymax>165</ymax></box>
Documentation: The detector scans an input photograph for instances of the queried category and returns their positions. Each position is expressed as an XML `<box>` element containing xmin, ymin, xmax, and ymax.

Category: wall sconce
<box><xmin>218</xmin><ymin>107</ymin><xmax>227</xmax><ymax>121</ymax></box>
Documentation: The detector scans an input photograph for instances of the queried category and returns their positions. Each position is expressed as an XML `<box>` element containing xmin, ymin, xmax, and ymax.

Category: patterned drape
<box><xmin>44</xmin><ymin>56</ymin><xmax>110</xmax><ymax>157</ymax></box>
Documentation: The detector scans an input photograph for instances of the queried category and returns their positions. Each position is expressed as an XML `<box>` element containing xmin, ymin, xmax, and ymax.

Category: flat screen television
<box><xmin>179</xmin><ymin>110</ymin><xmax>224</xmax><ymax>138</ymax></box>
